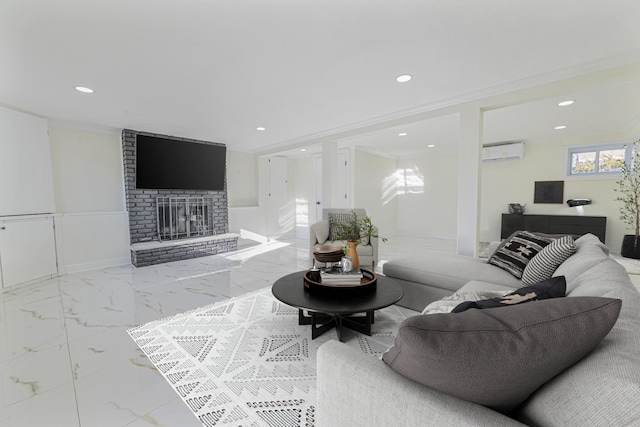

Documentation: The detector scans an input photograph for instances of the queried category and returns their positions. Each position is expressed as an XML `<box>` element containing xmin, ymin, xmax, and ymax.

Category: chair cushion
<box><xmin>330</xmin><ymin>240</ymin><xmax>373</xmax><ymax>256</ymax></box>
<box><xmin>382</xmin><ymin>296</ymin><xmax>621</xmax><ymax>412</ymax></box>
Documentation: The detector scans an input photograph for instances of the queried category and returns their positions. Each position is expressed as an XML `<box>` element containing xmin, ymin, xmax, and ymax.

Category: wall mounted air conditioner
<box><xmin>482</xmin><ymin>141</ymin><xmax>524</xmax><ymax>162</ymax></box>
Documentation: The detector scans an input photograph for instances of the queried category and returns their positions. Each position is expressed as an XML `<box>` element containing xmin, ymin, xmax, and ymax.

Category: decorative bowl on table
<box><xmin>313</xmin><ymin>244</ymin><xmax>344</xmax><ymax>264</ymax></box>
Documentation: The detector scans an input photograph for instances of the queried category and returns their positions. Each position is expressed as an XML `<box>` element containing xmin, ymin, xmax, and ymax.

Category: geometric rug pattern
<box><xmin>127</xmin><ymin>287</ymin><xmax>410</xmax><ymax>427</ymax></box>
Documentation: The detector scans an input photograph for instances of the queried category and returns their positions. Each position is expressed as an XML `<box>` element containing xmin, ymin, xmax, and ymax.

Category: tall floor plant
<box><xmin>615</xmin><ymin>139</ymin><xmax>640</xmax><ymax>258</ymax></box>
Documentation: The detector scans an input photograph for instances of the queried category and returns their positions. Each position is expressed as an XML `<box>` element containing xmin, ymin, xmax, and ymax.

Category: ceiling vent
<box><xmin>482</xmin><ymin>141</ymin><xmax>524</xmax><ymax>162</ymax></box>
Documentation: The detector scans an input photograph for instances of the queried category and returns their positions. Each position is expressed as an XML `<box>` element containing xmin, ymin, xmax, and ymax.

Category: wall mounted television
<box><xmin>135</xmin><ymin>135</ymin><xmax>226</xmax><ymax>191</ymax></box>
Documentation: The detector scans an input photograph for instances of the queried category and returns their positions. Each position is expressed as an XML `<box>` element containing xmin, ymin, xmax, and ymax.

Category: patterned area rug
<box><xmin>127</xmin><ymin>287</ymin><xmax>410</xmax><ymax>427</ymax></box>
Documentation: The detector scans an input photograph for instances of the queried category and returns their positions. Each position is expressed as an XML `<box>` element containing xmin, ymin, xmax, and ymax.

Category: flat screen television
<box><xmin>135</xmin><ymin>135</ymin><xmax>226</xmax><ymax>191</ymax></box>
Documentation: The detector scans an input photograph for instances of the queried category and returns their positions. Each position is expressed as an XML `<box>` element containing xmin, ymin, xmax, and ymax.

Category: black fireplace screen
<box><xmin>157</xmin><ymin>197</ymin><xmax>213</xmax><ymax>240</ymax></box>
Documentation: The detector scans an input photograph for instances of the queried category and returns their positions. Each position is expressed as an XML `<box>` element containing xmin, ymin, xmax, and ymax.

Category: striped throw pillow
<box><xmin>521</xmin><ymin>235</ymin><xmax>576</xmax><ymax>286</ymax></box>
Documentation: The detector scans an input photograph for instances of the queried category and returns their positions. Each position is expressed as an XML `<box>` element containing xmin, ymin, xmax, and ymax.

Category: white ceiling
<box><xmin>1</xmin><ymin>0</ymin><xmax>640</xmax><ymax>157</ymax></box>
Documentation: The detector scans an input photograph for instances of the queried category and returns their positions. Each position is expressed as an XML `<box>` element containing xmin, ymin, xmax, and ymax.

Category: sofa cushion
<box><xmin>382</xmin><ymin>296</ymin><xmax>621</xmax><ymax>412</ymax></box>
<box><xmin>451</xmin><ymin>275</ymin><xmax>566</xmax><ymax>313</ymax></box>
<box><xmin>488</xmin><ymin>231</ymin><xmax>554</xmax><ymax>279</ymax></box>
<box><xmin>553</xmin><ymin>233</ymin><xmax>611</xmax><ymax>291</ymax></box>
<box><xmin>521</xmin><ymin>235</ymin><xmax>576</xmax><ymax>286</ymax></box>
<box><xmin>383</xmin><ymin>252</ymin><xmax>520</xmax><ymax>293</ymax></box>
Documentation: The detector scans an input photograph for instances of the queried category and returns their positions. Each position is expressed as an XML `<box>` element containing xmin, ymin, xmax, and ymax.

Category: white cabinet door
<box><xmin>0</xmin><ymin>217</ymin><xmax>58</xmax><ymax>288</ymax></box>
<box><xmin>0</xmin><ymin>106</ymin><xmax>56</xmax><ymax>216</ymax></box>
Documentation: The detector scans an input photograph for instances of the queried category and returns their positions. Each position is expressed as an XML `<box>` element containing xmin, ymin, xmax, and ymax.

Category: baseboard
<box><xmin>394</xmin><ymin>230</ymin><xmax>456</xmax><ymax>240</ymax></box>
<box><xmin>64</xmin><ymin>257</ymin><xmax>131</xmax><ymax>274</ymax></box>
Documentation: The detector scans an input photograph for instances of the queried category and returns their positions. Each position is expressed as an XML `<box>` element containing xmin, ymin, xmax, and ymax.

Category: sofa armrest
<box><xmin>487</xmin><ymin>240</ymin><xmax>502</xmax><ymax>258</ymax></box>
<box><xmin>369</xmin><ymin>234</ymin><xmax>379</xmax><ymax>268</ymax></box>
<box><xmin>317</xmin><ymin>340</ymin><xmax>525</xmax><ymax>427</ymax></box>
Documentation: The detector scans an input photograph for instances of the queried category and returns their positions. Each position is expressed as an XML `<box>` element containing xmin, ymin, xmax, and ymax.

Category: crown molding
<box><xmin>256</xmin><ymin>54</ymin><xmax>640</xmax><ymax>156</ymax></box>
<box><xmin>48</xmin><ymin>119</ymin><xmax>120</xmax><ymax>135</ymax></box>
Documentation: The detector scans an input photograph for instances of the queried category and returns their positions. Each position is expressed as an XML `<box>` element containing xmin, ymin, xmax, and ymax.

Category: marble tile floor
<box><xmin>3</xmin><ymin>234</ymin><xmax>640</xmax><ymax>427</ymax></box>
<box><xmin>0</xmin><ymin>235</ymin><xmax>454</xmax><ymax>427</ymax></box>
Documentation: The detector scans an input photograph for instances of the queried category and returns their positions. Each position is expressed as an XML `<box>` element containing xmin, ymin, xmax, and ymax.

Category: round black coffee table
<box><xmin>272</xmin><ymin>271</ymin><xmax>404</xmax><ymax>341</ymax></box>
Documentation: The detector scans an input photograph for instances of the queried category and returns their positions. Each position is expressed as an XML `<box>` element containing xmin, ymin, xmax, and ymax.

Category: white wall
<box><xmin>481</xmin><ymin>140</ymin><xmax>625</xmax><ymax>252</ymax></box>
<box><xmin>49</xmin><ymin>126</ymin><xmax>130</xmax><ymax>272</ymax></box>
<box><xmin>353</xmin><ymin>150</ymin><xmax>398</xmax><ymax>236</ymax></box>
<box><xmin>396</xmin><ymin>153</ymin><xmax>459</xmax><ymax>239</ymax></box>
<box><xmin>229</xmin><ymin>155</ymin><xmax>296</xmax><ymax>239</ymax></box>
<box><xmin>227</xmin><ymin>150</ymin><xmax>258</xmax><ymax>207</ymax></box>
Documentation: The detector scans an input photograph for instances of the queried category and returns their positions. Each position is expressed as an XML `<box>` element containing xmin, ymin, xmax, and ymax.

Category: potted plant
<box><xmin>615</xmin><ymin>139</ymin><xmax>640</xmax><ymax>258</ymax></box>
<box><xmin>331</xmin><ymin>210</ymin><xmax>386</xmax><ymax>269</ymax></box>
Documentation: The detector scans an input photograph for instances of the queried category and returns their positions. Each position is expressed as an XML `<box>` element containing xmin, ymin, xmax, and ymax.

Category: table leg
<box><xmin>298</xmin><ymin>309</ymin><xmax>374</xmax><ymax>341</ymax></box>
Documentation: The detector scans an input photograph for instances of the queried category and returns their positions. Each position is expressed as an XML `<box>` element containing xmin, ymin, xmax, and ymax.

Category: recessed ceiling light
<box><xmin>555</xmin><ymin>125</ymin><xmax>567</xmax><ymax>130</ymax></box>
<box><xmin>396</xmin><ymin>74</ymin><xmax>412</xmax><ymax>83</ymax></box>
<box><xmin>74</xmin><ymin>86</ymin><xmax>94</xmax><ymax>93</ymax></box>
<box><xmin>398</xmin><ymin>132</ymin><xmax>408</xmax><ymax>136</ymax></box>
<box><xmin>256</xmin><ymin>127</ymin><xmax>266</xmax><ymax>131</ymax></box>
<box><xmin>428</xmin><ymin>144</ymin><xmax>435</xmax><ymax>148</ymax></box>
<box><xmin>300</xmin><ymin>148</ymin><xmax>306</xmax><ymax>152</ymax></box>
<box><xmin>558</xmin><ymin>100</ymin><xmax>574</xmax><ymax>107</ymax></box>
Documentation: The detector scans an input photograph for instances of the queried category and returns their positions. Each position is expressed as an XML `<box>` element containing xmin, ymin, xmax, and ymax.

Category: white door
<box><xmin>336</xmin><ymin>151</ymin><xmax>349</xmax><ymax>208</ymax></box>
<box><xmin>314</xmin><ymin>151</ymin><xmax>350</xmax><ymax>219</ymax></box>
<box><xmin>314</xmin><ymin>156</ymin><xmax>322</xmax><ymax>222</ymax></box>
<box><xmin>0</xmin><ymin>217</ymin><xmax>58</xmax><ymax>288</ymax></box>
<box><xmin>268</xmin><ymin>157</ymin><xmax>287</xmax><ymax>201</ymax></box>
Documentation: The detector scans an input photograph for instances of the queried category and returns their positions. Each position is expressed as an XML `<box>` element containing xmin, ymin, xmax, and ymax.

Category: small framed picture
<box><xmin>341</xmin><ymin>256</ymin><xmax>353</xmax><ymax>273</ymax></box>
<box><xmin>534</xmin><ymin>181</ymin><xmax>564</xmax><ymax>204</ymax></box>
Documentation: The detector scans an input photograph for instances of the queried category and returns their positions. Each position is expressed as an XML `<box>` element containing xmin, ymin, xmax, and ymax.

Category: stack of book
<box><xmin>319</xmin><ymin>269</ymin><xmax>364</xmax><ymax>286</ymax></box>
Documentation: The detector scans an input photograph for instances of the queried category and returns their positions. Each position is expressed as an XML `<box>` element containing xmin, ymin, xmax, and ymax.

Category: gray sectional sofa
<box><xmin>316</xmin><ymin>234</ymin><xmax>640</xmax><ymax>426</ymax></box>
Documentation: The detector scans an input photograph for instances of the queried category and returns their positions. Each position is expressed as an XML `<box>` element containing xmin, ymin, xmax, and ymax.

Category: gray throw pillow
<box><xmin>488</xmin><ymin>231</ymin><xmax>554</xmax><ymax>279</ymax></box>
<box><xmin>521</xmin><ymin>235</ymin><xmax>576</xmax><ymax>285</ymax></box>
<box><xmin>327</xmin><ymin>212</ymin><xmax>355</xmax><ymax>241</ymax></box>
<box><xmin>382</xmin><ymin>297</ymin><xmax>621</xmax><ymax>412</ymax></box>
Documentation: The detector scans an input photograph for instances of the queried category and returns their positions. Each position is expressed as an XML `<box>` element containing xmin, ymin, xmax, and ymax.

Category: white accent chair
<box><xmin>309</xmin><ymin>208</ymin><xmax>379</xmax><ymax>270</ymax></box>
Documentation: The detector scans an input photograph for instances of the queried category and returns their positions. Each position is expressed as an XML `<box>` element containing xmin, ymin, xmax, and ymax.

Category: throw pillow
<box><xmin>521</xmin><ymin>235</ymin><xmax>576</xmax><ymax>286</ymax></box>
<box><xmin>328</xmin><ymin>212</ymin><xmax>356</xmax><ymax>241</ymax></box>
<box><xmin>313</xmin><ymin>219</ymin><xmax>330</xmax><ymax>244</ymax></box>
<box><xmin>488</xmin><ymin>231</ymin><xmax>554</xmax><ymax>279</ymax></box>
<box><xmin>451</xmin><ymin>275</ymin><xmax>566</xmax><ymax>313</ymax></box>
<box><xmin>422</xmin><ymin>289</ymin><xmax>510</xmax><ymax>315</ymax></box>
<box><xmin>382</xmin><ymin>297</ymin><xmax>622</xmax><ymax>412</ymax></box>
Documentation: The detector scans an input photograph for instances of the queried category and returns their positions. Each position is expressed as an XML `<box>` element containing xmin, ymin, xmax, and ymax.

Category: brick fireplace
<box><xmin>122</xmin><ymin>129</ymin><xmax>238</xmax><ymax>267</ymax></box>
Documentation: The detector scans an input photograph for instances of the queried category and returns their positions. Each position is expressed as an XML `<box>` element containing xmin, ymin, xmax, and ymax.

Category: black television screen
<box><xmin>135</xmin><ymin>135</ymin><xmax>226</xmax><ymax>191</ymax></box>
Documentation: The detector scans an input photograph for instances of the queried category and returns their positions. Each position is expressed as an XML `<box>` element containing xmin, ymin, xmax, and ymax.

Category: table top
<box><xmin>272</xmin><ymin>270</ymin><xmax>404</xmax><ymax>315</ymax></box>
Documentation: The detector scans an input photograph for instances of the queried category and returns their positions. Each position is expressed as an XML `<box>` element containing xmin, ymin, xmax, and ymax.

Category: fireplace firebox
<box><xmin>157</xmin><ymin>196</ymin><xmax>213</xmax><ymax>241</ymax></box>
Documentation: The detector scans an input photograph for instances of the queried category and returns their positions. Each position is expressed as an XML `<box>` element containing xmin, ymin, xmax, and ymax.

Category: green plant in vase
<box><xmin>331</xmin><ymin>210</ymin><xmax>386</xmax><ymax>269</ymax></box>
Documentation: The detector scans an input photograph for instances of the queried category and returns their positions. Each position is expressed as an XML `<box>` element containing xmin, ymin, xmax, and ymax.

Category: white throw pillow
<box><xmin>313</xmin><ymin>220</ymin><xmax>330</xmax><ymax>244</ymax></box>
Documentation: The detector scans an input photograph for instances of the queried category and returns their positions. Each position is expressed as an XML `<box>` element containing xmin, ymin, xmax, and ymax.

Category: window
<box><xmin>568</xmin><ymin>144</ymin><xmax>630</xmax><ymax>176</ymax></box>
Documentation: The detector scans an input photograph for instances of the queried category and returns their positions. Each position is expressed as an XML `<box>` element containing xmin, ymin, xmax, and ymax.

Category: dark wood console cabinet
<box><xmin>501</xmin><ymin>214</ymin><xmax>606</xmax><ymax>243</ymax></box>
